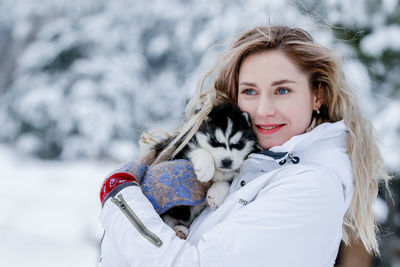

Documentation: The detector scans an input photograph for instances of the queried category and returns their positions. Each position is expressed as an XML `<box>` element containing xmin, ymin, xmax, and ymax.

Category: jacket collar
<box><xmin>252</xmin><ymin>120</ymin><xmax>348</xmax><ymax>165</ymax></box>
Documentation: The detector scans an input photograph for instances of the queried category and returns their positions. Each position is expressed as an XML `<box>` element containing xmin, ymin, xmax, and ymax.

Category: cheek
<box><xmin>237</xmin><ymin>97</ymin><xmax>255</xmax><ymax>119</ymax></box>
<box><xmin>289</xmin><ymin>103</ymin><xmax>313</xmax><ymax>133</ymax></box>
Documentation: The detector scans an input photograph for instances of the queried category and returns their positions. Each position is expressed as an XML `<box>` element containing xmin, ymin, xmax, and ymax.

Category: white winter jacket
<box><xmin>99</xmin><ymin>120</ymin><xmax>354</xmax><ymax>267</ymax></box>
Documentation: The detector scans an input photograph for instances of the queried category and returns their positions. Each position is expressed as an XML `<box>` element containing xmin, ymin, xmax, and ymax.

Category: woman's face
<box><xmin>237</xmin><ymin>50</ymin><xmax>321</xmax><ymax>150</ymax></box>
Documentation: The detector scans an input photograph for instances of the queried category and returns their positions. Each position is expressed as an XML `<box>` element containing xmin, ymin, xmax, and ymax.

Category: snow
<box><xmin>373</xmin><ymin>197</ymin><xmax>390</xmax><ymax>225</ymax></box>
<box><xmin>343</xmin><ymin>60</ymin><xmax>375</xmax><ymax>115</ymax></box>
<box><xmin>0</xmin><ymin>144</ymin><xmax>113</xmax><ymax>266</ymax></box>
<box><xmin>325</xmin><ymin>0</ymin><xmax>370</xmax><ymax>27</ymax></box>
<box><xmin>361</xmin><ymin>25</ymin><xmax>400</xmax><ymax>57</ymax></box>
<box><xmin>373</xmin><ymin>100</ymin><xmax>400</xmax><ymax>171</ymax></box>
<box><xmin>382</xmin><ymin>0</ymin><xmax>399</xmax><ymax>14</ymax></box>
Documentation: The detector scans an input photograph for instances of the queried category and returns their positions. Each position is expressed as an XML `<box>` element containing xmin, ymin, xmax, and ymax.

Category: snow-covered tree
<box><xmin>0</xmin><ymin>0</ymin><xmax>313</xmax><ymax>160</ymax></box>
<box><xmin>0</xmin><ymin>0</ymin><xmax>398</xmax><ymax>167</ymax></box>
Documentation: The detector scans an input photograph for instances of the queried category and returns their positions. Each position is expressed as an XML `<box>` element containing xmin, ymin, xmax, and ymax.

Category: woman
<box><xmin>98</xmin><ymin>26</ymin><xmax>390</xmax><ymax>266</ymax></box>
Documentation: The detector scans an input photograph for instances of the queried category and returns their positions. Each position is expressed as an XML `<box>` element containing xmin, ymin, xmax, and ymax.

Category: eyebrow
<box><xmin>238</xmin><ymin>82</ymin><xmax>256</xmax><ymax>87</ymax></box>
<box><xmin>271</xmin><ymin>79</ymin><xmax>297</xmax><ymax>86</ymax></box>
<box><xmin>239</xmin><ymin>79</ymin><xmax>297</xmax><ymax>87</ymax></box>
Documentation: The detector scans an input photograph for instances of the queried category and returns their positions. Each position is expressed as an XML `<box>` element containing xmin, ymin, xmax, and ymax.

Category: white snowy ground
<box><xmin>0</xmin><ymin>144</ymin><xmax>115</xmax><ymax>267</ymax></box>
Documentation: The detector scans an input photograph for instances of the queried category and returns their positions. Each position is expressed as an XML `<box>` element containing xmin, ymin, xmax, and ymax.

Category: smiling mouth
<box><xmin>259</xmin><ymin>125</ymin><xmax>280</xmax><ymax>130</ymax></box>
<box><xmin>256</xmin><ymin>124</ymin><xmax>284</xmax><ymax>134</ymax></box>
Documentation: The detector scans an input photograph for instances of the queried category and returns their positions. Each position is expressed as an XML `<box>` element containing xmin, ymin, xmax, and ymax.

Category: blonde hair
<box><xmin>148</xmin><ymin>25</ymin><xmax>390</xmax><ymax>254</ymax></box>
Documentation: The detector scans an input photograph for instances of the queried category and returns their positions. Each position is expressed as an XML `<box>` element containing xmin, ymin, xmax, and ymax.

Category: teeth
<box><xmin>260</xmin><ymin>125</ymin><xmax>278</xmax><ymax>130</ymax></box>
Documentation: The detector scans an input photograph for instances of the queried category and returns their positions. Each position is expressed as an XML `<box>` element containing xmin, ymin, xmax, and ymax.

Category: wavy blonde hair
<box><xmin>149</xmin><ymin>25</ymin><xmax>390</xmax><ymax>255</ymax></box>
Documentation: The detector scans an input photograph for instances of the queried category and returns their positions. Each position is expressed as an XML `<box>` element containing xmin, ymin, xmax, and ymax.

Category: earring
<box><xmin>315</xmin><ymin>105</ymin><xmax>320</xmax><ymax>115</ymax></box>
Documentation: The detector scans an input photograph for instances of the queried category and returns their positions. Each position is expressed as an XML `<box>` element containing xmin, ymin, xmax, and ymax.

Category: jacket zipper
<box><xmin>111</xmin><ymin>194</ymin><xmax>163</xmax><ymax>247</ymax></box>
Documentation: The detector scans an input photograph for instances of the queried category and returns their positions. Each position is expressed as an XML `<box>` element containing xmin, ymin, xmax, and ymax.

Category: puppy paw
<box><xmin>206</xmin><ymin>182</ymin><xmax>230</xmax><ymax>209</ymax></box>
<box><xmin>189</xmin><ymin>149</ymin><xmax>215</xmax><ymax>182</ymax></box>
<box><xmin>207</xmin><ymin>191</ymin><xmax>225</xmax><ymax>209</ymax></box>
<box><xmin>173</xmin><ymin>225</ymin><xmax>189</xmax><ymax>239</ymax></box>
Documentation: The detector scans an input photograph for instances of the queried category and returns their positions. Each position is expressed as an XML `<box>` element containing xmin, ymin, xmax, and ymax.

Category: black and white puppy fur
<box><xmin>144</xmin><ymin>102</ymin><xmax>258</xmax><ymax>238</ymax></box>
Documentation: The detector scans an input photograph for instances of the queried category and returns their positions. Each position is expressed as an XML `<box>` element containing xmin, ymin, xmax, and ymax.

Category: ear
<box><xmin>242</xmin><ymin>111</ymin><xmax>251</xmax><ymax>126</ymax></box>
<box><xmin>313</xmin><ymin>84</ymin><xmax>324</xmax><ymax>110</ymax></box>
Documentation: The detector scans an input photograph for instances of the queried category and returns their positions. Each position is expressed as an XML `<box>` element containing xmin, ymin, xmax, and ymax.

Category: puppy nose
<box><xmin>222</xmin><ymin>158</ymin><xmax>233</xmax><ymax>168</ymax></box>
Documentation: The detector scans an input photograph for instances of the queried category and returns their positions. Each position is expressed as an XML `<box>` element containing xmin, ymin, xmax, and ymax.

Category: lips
<box><xmin>255</xmin><ymin>124</ymin><xmax>284</xmax><ymax>135</ymax></box>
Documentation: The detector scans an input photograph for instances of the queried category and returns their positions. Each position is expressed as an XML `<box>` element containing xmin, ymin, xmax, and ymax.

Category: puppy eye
<box><xmin>209</xmin><ymin>137</ymin><xmax>226</xmax><ymax>148</ymax></box>
<box><xmin>231</xmin><ymin>140</ymin><xmax>245</xmax><ymax>150</ymax></box>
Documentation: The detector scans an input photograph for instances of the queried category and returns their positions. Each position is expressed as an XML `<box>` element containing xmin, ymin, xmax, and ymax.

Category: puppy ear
<box><xmin>242</xmin><ymin>111</ymin><xmax>251</xmax><ymax>126</ymax></box>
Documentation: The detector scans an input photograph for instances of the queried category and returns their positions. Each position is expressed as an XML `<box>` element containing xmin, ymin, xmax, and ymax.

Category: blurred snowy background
<box><xmin>0</xmin><ymin>0</ymin><xmax>399</xmax><ymax>266</ymax></box>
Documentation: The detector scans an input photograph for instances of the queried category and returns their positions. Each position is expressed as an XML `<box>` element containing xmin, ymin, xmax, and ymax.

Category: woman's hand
<box><xmin>141</xmin><ymin>159</ymin><xmax>211</xmax><ymax>214</ymax></box>
<box><xmin>100</xmin><ymin>159</ymin><xmax>210</xmax><ymax>214</ymax></box>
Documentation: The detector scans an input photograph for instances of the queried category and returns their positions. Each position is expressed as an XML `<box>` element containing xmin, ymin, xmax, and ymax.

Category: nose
<box><xmin>221</xmin><ymin>158</ymin><xmax>233</xmax><ymax>168</ymax></box>
<box><xmin>256</xmin><ymin>97</ymin><xmax>276</xmax><ymax>117</ymax></box>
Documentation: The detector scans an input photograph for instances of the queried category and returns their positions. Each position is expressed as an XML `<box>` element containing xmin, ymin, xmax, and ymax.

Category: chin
<box><xmin>258</xmin><ymin>139</ymin><xmax>285</xmax><ymax>150</ymax></box>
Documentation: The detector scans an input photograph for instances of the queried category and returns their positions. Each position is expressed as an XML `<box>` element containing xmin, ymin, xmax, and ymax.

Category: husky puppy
<box><xmin>144</xmin><ymin>102</ymin><xmax>258</xmax><ymax>238</ymax></box>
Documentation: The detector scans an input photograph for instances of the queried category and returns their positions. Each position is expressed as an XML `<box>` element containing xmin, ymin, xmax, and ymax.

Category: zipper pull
<box><xmin>288</xmin><ymin>153</ymin><xmax>300</xmax><ymax>164</ymax></box>
<box><xmin>114</xmin><ymin>196</ymin><xmax>126</xmax><ymax>209</ymax></box>
<box><xmin>278</xmin><ymin>153</ymin><xmax>300</xmax><ymax>165</ymax></box>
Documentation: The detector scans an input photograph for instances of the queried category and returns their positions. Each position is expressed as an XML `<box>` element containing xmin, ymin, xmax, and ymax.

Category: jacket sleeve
<box><xmin>99</xmin><ymin>167</ymin><xmax>345</xmax><ymax>267</ymax></box>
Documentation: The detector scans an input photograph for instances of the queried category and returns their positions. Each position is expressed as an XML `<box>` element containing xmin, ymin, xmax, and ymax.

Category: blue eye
<box><xmin>243</xmin><ymin>89</ymin><xmax>256</xmax><ymax>95</ymax></box>
<box><xmin>277</xmin><ymin>88</ymin><xmax>290</xmax><ymax>95</ymax></box>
